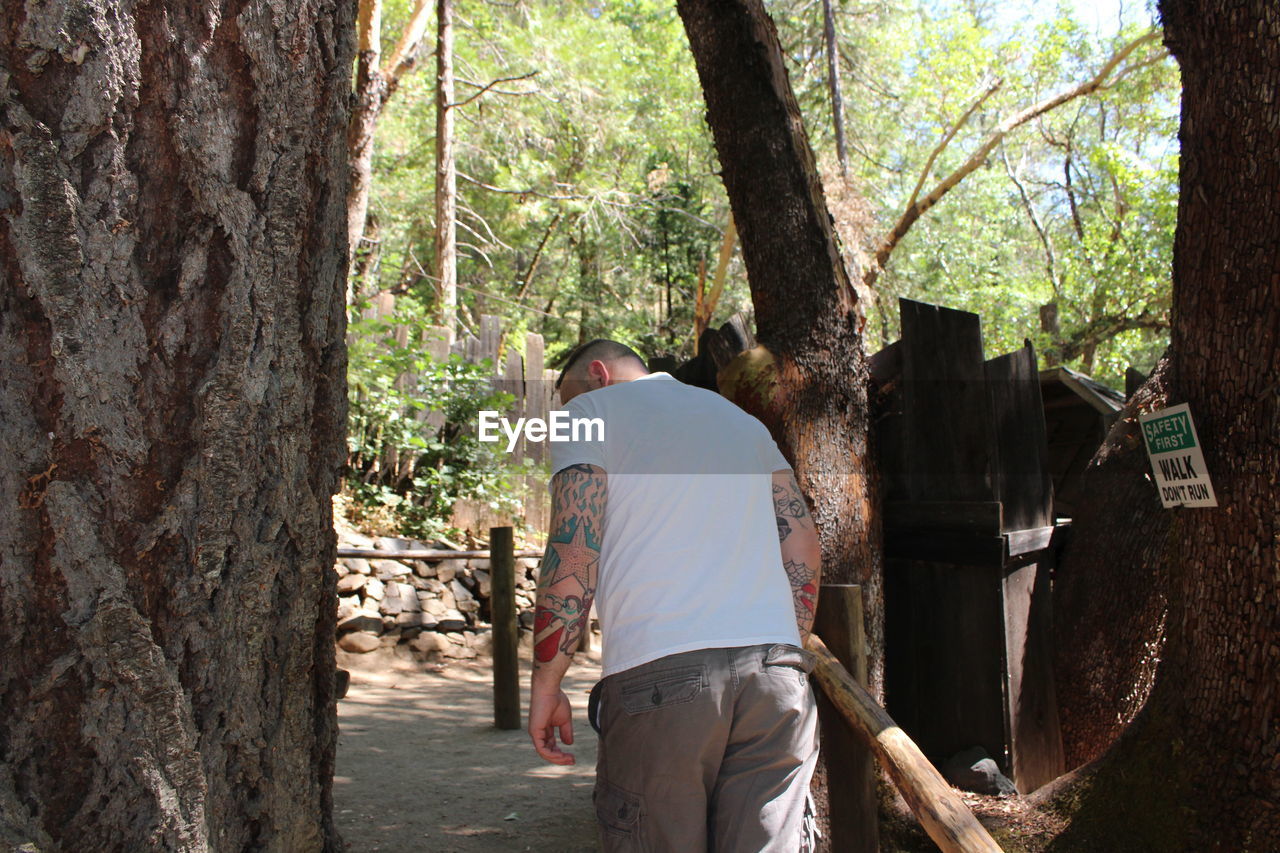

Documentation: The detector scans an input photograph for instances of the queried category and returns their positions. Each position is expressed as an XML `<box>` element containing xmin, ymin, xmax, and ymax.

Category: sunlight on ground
<box><xmin>335</xmin><ymin>657</ymin><xmax>602</xmax><ymax>853</ymax></box>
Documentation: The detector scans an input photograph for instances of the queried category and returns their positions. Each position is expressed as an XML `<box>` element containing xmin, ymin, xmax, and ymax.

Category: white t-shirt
<box><xmin>549</xmin><ymin>372</ymin><xmax>801</xmax><ymax>677</ymax></box>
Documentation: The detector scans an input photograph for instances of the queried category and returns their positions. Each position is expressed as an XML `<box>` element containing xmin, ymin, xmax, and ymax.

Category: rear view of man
<box><xmin>527</xmin><ymin>339</ymin><xmax>823</xmax><ymax>852</ymax></box>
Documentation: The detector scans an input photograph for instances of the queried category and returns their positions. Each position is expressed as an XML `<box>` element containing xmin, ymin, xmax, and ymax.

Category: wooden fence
<box><xmin>354</xmin><ymin>292</ymin><xmax>556</xmax><ymax>536</ymax></box>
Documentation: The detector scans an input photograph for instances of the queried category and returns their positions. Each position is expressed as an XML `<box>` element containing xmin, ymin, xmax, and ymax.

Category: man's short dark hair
<box><xmin>556</xmin><ymin>339</ymin><xmax>648</xmax><ymax>389</ymax></box>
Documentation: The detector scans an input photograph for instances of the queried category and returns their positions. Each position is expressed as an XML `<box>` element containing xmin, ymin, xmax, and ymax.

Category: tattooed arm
<box><xmin>528</xmin><ymin>463</ymin><xmax>607</xmax><ymax>765</ymax></box>
<box><xmin>773</xmin><ymin>469</ymin><xmax>822</xmax><ymax>643</ymax></box>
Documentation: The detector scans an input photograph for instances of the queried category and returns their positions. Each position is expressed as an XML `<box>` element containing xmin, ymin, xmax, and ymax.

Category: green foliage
<box><xmin>346</xmin><ymin>296</ymin><xmax>528</xmax><ymax>540</ymax></box>
<box><xmin>356</xmin><ymin>0</ymin><xmax>1180</xmax><ymax>393</ymax></box>
<box><xmin>359</xmin><ymin>0</ymin><xmax>736</xmax><ymax>367</ymax></box>
<box><xmin>771</xmin><ymin>0</ymin><xmax>1179</xmax><ymax>387</ymax></box>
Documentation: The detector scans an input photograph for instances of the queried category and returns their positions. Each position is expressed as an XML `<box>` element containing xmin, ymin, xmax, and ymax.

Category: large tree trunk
<box><xmin>0</xmin><ymin>2</ymin><xmax>353</xmax><ymax>850</ymax></box>
<box><xmin>675</xmin><ymin>2</ymin><xmax>880</xmax><ymax>849</ymax></box>
<box><xmin>1041</xmin><ymin>1</ymin><xmax>1280</xmax><ymax>848</ymax></box>
<box><xmin>1052</xmin><ymin>356</ymin><xmax>1171</xmax><ymax>769</ymax></box>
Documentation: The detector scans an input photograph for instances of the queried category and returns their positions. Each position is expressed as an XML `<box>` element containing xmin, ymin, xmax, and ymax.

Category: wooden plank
<box><xmin>490</xmin><ymin>527</ymin><xmax>520</xmax><ymax>730</ymax></box>
<box><xmin>502</xmin><ymin>347</ymin><xmax>525</xmax><ymax>461</ymax></box>
<box><xmin>807</xmin><ymin>635</ymin><xmax>1004</xmax><ymax>853</ymax></box>
<box><xmin>883</xmin><ymin>531</ymin><xmax>1006</xmax><ymax>567</ymax></box>
<box><xmin>1002</xmin><ymin>557</ymin><xmax>1064</xmax><ymax>792</ymax></box>
<box><xmin>885</xmin><ymin>501</ymin><xmax>1003</xmax><ymax>535</ymax></box>
<box><xmin>479</xmin><ymin>314</ymin><xmax>502</xmax><ymax>368</ymax></box>
<box><xmin>813</xmin><ymin>585</ymin><xmax>877</xmax><ymax>853</ymax></box>
<box><xmin>884</xmin><ymin>560</ymin><xmax>1007</xmax><ymax>764</ymax></box>
<box><xmin>1006</xmin><ymin>526</ymin><xmax>1055</xmax><ymax>558</ymax></box>
<box><xmin>985</xmin><ymin>344</ymin><xmax>1053</xmax><ymax>532</ymax></box>
<box><xmin>898</xmin><ymin>298</ymin><xmax>995</xmax><ymax>504</ymax></box>
<box><xmin>336</xmin><ymin>547</ymin><xmax>543</xmax><ymax>560</ymax></box>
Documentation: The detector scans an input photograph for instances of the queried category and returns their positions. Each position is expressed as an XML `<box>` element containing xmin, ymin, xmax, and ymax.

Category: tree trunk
<box><xmin>0</xmin><ymin>2</ymin><xmax>353</xmax><ymax>850</ymax></box>
<box><xmin>676</xmin><ymin>4</ymin><xmax>881</xmax><ymax>847</ymax></box>
<box><xmin>675</xmin><ymin>0</ymin><xmax>879</xmax><ymax>690</ymax></box>
<box><xmin>434</xmin><ymin>0</ymin><xmax>458</xmax><ymax>334</ymax></box>
<box><xmin>1052</xmin><ymin>356</ymin><xmax>1171</xmax><ymax>770</ymax></box>
<box><xmin>821</xmin><ymin>0</ymin><xmax>849</xmax><ymax>180</ymax></box>
<box><xmin>347</xmin><ymin>0</ymin><xmax>386</xmax><ymax>271</ymax></box>
<box><xmin>1041</xmin><ymin>1</ymin><xmax>1280</xmax><ymax>847</ymax></box>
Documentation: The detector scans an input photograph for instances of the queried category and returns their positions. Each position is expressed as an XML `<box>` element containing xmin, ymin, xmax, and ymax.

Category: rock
<box><xmin>518</xmin><ymin>610</ymin><xmax>536</xmax><ymax>629</ymax></box>
<box><xmin>445</xmin><ymin>642</ymin><xmax>477</xmax><ymax>660</ymax></box>
<box><xmin>456</xmin><ymin>599</ymin><xmax>481</xmax><ymax>614</ymax></box>
<box><xmin>340</xmin><ymin>531</ymin><xmax>375</xmax><ymax>549</ymax></box>
<box><xmin>436</xmin><ymin>559</ymin><xmax>465</xmax><ymax>583</ymax></box>
<box><xmin>474</xmin><ymin>569</ymin><xmax>491</xmax><ymax>597</ymax></box>
<box><xmin>467</xmin><ymin>631</ymin><xmax>494</xmax><ymax>655</ymax></box>
<box><xmin>413</xmin><ymin>561</ymin><xmax>437</xmax><ymax>578</ymax></box>
<box><xmin>422</xmin><ymin>598</ymin><xmax>448</xmax><ymax>618</ymax></box>
<box><xmin>393</xmin><ymin>581</ymin><xmax>420</xmax><ymax>612</ymax></box>
<box><xmin>515</xmin><ymin>557</ymin><xmax>540</xmax><ymax>571</ymax></box>
<box><xmin>379</xmin><ymin>584</ymin><xmax>404</xmax><ymax>615</ymax></box>
<box><xmin>450</xmin><ymin>579</ymin><xmax>474</xmax><ymax>603</ymax></box>
<box><xmin>333</xmin><ymin>561</ymin><xmax>349</xmax><ymax>578</ymax></box>
<box><xmin>337</xmin><ymin>631</ymin><xmax>381</xmax><ymax>653</ymax></box>
<box><xmin>398</xmin><ymin>611</ymin><xmax>438</xmax><ymax>631</ymax></box>
<box><xmin>440</xmin><ymin>589</ymin><xmax>457</xmax><ymax>611</ymax></box>
<box><xmin>468</xmin><ymin>558</ymin><xmax>490</xmax><ymax>572</ymax></box>
<box><xmin>422</xmin><ymin>578</ymin><xmax>447</xmax><ymax>595</ymax></box>
<box><xmin>372</xmin><ymin>559</ymin><xmax>412</xmax><ymax>580</ymax></box>
<box><xmin>341</xmin><ymin>557</ymin><xmax>372</xmax><ymax>575</ymax></box>
<box><xmin>408</xmin><ymin>574</ymin><xmax>429</xmax><ymax>591</ymax></box>
<box><xmin>336</xmin><ymin>573</ymin><xmax>367</xmax><ymax>595</ymax></box>
<box><xmin>363</xmin><ymin>577</ymin><xmax>384</xmax><ymax>601</ymax></box>
<box><xmin>336</xmin><ymin>596</ymin><xmax>361</xmax><ymax>622</ymax></box>
<box><xmin>410</xmin><ymin>632</ymin><xmax>452</xmax><ymax>655</ymax></box>
<box><xmin>337</xmin><ymin>610</ymin><xmax>383</xmax><ymax>634</ymax></box>
<box><xmin>942</xmin><ymin>747</ymin><xmax>1018</xmax><ymax>796</ymax></box>
<box><xmin>374</xmin><ymin>535</ymin><xmax>427</xmax><ymax>551</ymax></box>
<box><xmin>335</xmin><ymin>668</ymin><xmax>350</xmax><ymax>699</ymax></box>
<box><xmin>436</xmin><ymin>610</ymin><xmax>468</xmax><ymax>632</ymax></box>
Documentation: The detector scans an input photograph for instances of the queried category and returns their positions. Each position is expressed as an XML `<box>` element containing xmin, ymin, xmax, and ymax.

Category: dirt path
<box><xmin>334</xmin><ymin>650</ymin><xmax>602</xmax><ymax>852</ymax></box>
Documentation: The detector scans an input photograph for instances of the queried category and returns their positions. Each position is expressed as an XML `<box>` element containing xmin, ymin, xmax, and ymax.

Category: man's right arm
<box><xmin>772</xmin><ymin>469</ymin><xmax>822</xmax><ymax>643</ymax></box>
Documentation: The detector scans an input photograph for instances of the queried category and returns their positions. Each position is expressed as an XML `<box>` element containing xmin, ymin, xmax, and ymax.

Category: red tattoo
<box><xmin>534</xmin><ymin>608</ymin><xmax>564</xmax><ymax>663</ymax></box>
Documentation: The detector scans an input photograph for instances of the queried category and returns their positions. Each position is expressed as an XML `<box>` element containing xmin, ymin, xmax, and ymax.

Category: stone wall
<box><xmin>334</xmin><ymin>531</ymin><xmax>540</xmax><ymax>661</ymax></box>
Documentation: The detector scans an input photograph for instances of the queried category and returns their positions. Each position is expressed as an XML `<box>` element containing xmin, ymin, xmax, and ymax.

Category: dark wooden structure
<box><xmin>874</xmin><ymin>299</ymin><xmax>1065</xmax><ymax>794</ymax></box>
<box><xmin>1038</xmin><ymin>365</ymin><xmax>1125</xmax><ymax>519</ymax></box>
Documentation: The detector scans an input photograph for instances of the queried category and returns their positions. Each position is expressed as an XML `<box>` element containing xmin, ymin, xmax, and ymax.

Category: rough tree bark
<box><xmin>1039</xmin><ymin>1</ymin><xmax>1280</xmax><ymax>848</ymax></box>
<box><xmin>0</xmin><ymin>2</ymin><xmax>352</xmax><ymax>850</ymax></box>
<box><xmin>1052</xmin><ymin>355</ymin><xmax>1171</xmax><ymax>770</ymax></box>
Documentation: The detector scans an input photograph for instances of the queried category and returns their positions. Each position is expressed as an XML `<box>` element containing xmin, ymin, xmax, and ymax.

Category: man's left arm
<box><xmin>528</xmin><ymin>463</ymin><xmax>607</xmax><ymax>766</ymax></box>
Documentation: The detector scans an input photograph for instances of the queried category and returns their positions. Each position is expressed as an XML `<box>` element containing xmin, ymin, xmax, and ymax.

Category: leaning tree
<box><xmin>1</xmin><ymin>2</ymin><xmax>352</xmax><ymax>849</ymax></box>
<box><xmin>1041</xmin><ymin>0</ymin><xmax>1279</xmax><ymax>848</ymax></box>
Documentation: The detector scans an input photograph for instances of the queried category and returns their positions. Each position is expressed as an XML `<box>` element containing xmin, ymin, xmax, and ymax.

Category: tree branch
<box><xmin>447</xmin><ymin>71</ymin><xmax>539</xmax><ymax>109</ymax></box>
<box><xmin>866</xmin><ymin>29</ymin><xmax>1163</xmax><ymax>289</ymax></box>
<box><xmin>904</xmin><ymin>76</ymin><xmax>1003</xmax><ymax>215</ymax></box>
<box><xmin>384</xmin><ymin>0</ymin><xmax>434</xmax><ymax>94</ymax></box>
<box><xmin>1001</xmin><ymin>145</ymin><xmax>1060</xmax><ymax>299</ymax></box>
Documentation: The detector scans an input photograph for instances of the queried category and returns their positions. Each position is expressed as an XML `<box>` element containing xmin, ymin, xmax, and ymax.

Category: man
<box><xmin>527</xmin><ymin>338</ymin><xmax>822</xmax><ymax>852</ymax></box>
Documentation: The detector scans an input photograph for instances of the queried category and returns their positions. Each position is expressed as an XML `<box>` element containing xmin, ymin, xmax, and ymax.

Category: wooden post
<box><xmin>807</xmin><ymin>634</ymin><xmax>1004</xmax><ymax>853</ymax></box>
<box><xmin>491</xmin><ymin>526</ymin><xmax>520</xmax><ymax>730</ymax></box>
<box><xmin>813</xmin><ymin>584</ymin><xmax>877</xmax><ymax>852</ymax></box>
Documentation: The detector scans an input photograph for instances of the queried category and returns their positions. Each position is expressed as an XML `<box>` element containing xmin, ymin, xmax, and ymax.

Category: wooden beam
<box><xmin>490</xmin><ymin>526</ymin><xmax>520</xmax><ymax>730</ymax></box>
<box><xmin>806</xmin><ymin>634</ymin><xmax>1004</xmax><ymax>853</ymax></box>
<box><xmin>813</xmin><ymin>585</ymin><xmax>877</xmax><ymax>852</ymax></box>
<box><xmin>336</xmin><ymin>547</ymin><xmax>543</xmax><ymax>561</ymax></box>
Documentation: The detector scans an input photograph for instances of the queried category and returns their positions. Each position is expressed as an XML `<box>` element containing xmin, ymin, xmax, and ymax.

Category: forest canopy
<box><xmin>354</xmin><ymin>0</ymin><xmax>1177</xmax><ymax>387</ymax></box>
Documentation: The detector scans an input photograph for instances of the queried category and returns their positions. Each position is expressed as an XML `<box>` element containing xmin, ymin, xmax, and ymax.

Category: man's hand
<box><xmin>528</xmin><ymin>688</ymin><xmax>576</xmax><ymax>765</ymax></box>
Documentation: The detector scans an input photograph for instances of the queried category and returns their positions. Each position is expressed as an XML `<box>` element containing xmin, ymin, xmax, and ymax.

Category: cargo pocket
<box><xmin>594</xmin><ymin>779</ymin><xmax>643</xmax><ymax>843</ymax></box>
<box><xmin>618</xmin><ymin>664</ymin><xmax>707</xmax><ymax>715</ymax></box>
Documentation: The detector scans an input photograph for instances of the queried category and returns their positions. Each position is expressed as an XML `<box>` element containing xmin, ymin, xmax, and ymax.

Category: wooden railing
<box><xmin>806</xmin><ymin>633</ymin><xmax>1004</xmax><ymax>853</ymax></box>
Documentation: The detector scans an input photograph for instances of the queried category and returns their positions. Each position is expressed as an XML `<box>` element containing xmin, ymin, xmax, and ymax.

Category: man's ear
<box><xmin>587</xmin><ymin>359</ymin><xmax>611</xmax><ymax>387</ymax></box>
